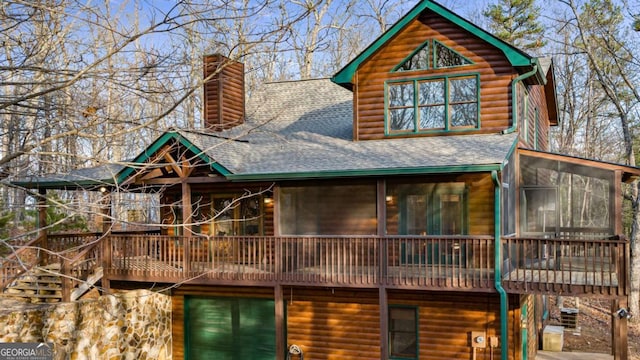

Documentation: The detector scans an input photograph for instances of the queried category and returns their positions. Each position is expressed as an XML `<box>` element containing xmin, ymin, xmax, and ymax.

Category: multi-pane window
<box><xmin>388</xmin><ymin>75</ymin><xmax>479</xmax><ymax>133</ymax></box>
<box><xmin>389</xmin><ymin>307</ymin><xmax>418</xmax><ymax>359</ymax></box>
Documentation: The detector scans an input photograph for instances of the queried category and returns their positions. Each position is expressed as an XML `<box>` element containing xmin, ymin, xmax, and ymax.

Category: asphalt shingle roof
<box><xmin>181</xmin><ymin>78</ymin><xmax>517</xmax><ymax>178</ymax></box>
<box><xmin>11</xmin><ymin>78</ymin><xmax>518</xmax><ymax>187</ymax></box>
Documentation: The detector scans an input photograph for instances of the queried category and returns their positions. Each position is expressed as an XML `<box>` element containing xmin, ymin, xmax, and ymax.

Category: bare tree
<box><xmin>557</xmin><ymin>0</ymin><xmax>640</xmax><ymax>317</ymax></box>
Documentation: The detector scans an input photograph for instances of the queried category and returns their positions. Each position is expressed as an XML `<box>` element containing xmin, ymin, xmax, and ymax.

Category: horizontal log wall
<box><xmin>389</xmin><ymin>291</ymin><xmax>522</xmax><ymax>360</ymax></box>
<box><xmin>355</xmin><ymin>10</ymin><xmax>518</xmax><ymax>140</ymax></box>
<box><xmin>285</xmin><ymin>288</ymin><xmax>523</xmax><ymax>360</ymax></box>
<box><xmin>285</xmin><ymin>288</ymin><xmax>381</xmax><ymax>360</ymax></box>
<box><xmin>521</xmin><ymin>84</ymin><xmax>551</xmax><ymax>151</ymax></box>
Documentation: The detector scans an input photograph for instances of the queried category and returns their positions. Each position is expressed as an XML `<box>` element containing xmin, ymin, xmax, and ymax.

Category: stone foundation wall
<box><xmin>0</xmin><ymin>290</ymin><xmax>172</xmax><ymax>360</ymax></box>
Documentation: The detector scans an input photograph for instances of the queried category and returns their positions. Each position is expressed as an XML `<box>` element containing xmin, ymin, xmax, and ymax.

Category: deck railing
<box><xmin>502</xmin><ymin>236</ymin><xmax>628</xmax><ymax>296</ymax></box>
<box><xmin>105</xmin><ymin>235</ymin><xmax>496</xmax><ymax>291</ymax></box>
<box><xmin>4</xmin><ymin>232</ymin><xmax>627</xmax><ymax>296</ymax></box>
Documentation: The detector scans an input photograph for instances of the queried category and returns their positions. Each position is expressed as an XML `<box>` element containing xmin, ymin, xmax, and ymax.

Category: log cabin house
<box><xmin>6</xmin><ymin>1</ymin><xmax>640</xmax><ymax>359</ymax></box>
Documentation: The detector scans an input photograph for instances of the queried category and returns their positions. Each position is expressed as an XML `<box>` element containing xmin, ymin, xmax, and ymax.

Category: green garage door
<box><xmin>185</xmin><ymin>297</ymin><xmax>276</xmax><ymax>360</ymax></box>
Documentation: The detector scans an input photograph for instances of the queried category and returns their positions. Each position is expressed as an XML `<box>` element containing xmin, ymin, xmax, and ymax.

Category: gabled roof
<box><xmin>114</xmin><ymin>131</ymin><xmax>232</xmax><ymax>184</ymax></box>
<box><xmin>12</xmin><ymin>78</ymin><xmax>640</xmax><ymax>188</ymax></box>
<box><xmin>331</xmin><ymin>0</ymin><xmax>544</xmax><ymax>89</ymax></box>
<box><xmin>177</xmin><ymin>79</ymin><xmax>517</xmax><ymax>180</ymax></box>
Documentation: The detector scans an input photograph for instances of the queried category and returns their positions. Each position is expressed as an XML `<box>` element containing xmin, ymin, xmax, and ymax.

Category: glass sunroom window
<box><xmin>387</xmin><ymin>75</ymin><xmax>478</xmax><ymax>133</ymax></box>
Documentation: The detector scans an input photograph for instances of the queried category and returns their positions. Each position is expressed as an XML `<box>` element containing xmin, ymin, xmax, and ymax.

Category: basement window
<box><xmin>389</xmin><ymin>306</ymin><xmax>418</xmax><ymax>359</ymax></box>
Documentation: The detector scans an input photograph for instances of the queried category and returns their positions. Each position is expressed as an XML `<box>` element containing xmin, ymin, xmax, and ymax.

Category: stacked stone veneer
<box><xmin>0</xmin><ymin>290</ymin><xmax>172</xmax><ymax>360</ymax></box>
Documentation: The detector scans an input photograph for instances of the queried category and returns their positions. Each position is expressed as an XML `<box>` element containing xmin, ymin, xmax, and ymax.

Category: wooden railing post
<box><xmin>183</xmin><ymin>236</ymin><xmax>191</xmax><ymax>274</ymax></box>
<box><xmin>61</xmin><ymin>260</ymin><xmax>71</xmax><ymax>302</ymax></box>
<box><xmin>102</xmin><ymin>234</ymin><xmax>112</xmax><ymax>287</ymax></box>
<box><xmin>101</xmin><ymin>190</ymin><xmax>112</xmax><ymax>292</ymax></box>
<box><xmin>275</xmin><ymin>237</ymin><xmax>282</xmax><ymax>281</ymax></box>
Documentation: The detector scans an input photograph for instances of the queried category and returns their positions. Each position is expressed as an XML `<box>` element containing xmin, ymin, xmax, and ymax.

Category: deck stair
<box><xmin>2</xmin><ymin>263</ymin><xmax>64</xmax><ymax>303</ymax></box>
<box><xmin>1</xmin><ymin>263</ymin><xmax>103</xmax><ymax>303</ymax></box>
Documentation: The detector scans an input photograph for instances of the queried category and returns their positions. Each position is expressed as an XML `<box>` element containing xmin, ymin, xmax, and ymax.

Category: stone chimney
<box><xmin>203</xmin><ymin>54</ymin><xmax>245</xmax><ymax>131</ymax></box>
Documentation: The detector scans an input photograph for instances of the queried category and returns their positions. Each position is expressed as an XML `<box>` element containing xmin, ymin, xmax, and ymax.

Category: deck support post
<box><xmin>379</xmin><ymin>287</ymin><xmax>388</xmax><ymax>360</ymax></box>
<box><xmin>101</xmin><ymin>189</ymin><xmax>112</xmax><ymax>293</ymax></box>
<box><xmin>181</xmin><ymin>181</ymin><xmax>192</xmax><ymax>274</ymax></box>
<box><xmin>611</xmin><ymin>298</ymin><xmax>629</xmax><ymax>360</ymax></box>
<box><xmin>37</xmin><ymin>188</ymin><xmax>48</xmax><ymax>265</ymax></box>
<box><xmin>275</xmin><ymin>285</ymin><xmax>285</xmax><ymax>360</ymax></box>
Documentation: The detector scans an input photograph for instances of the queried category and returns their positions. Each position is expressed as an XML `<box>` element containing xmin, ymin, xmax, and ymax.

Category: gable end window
<box><xmin>393</xmin><ymin>39</ymin><xmax>473</xmax><ymax>72</ymax></box>
<box><xmin>394</xmin><ymin>41</ymin><xmax>429</xmax><ymax>72</ymax></box>
<box><xmin>433</xmin><ymin>40</ymin><xmax>472</xmax><ymax>68</ymax></box>
<box><xmin>387</xmin><ymin>74</ymin><xmax>479</xmax><ymax>133</ymax></box>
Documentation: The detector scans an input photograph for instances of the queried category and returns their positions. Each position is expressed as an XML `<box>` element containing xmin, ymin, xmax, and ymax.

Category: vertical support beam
<box><xmin>377</xmin><ymin>180</ymin><xmax>387</xmax><ymax>285</ymax></box>
<box><xmin>611</xmin><ymin>298</ymin><xmax>629</xmax><ymax>360</ymax></box>
<box><xmin>101</xmin><ymin>189</ymin><xmax>112</xmax><ymax>293</ymax></box>
<box><xmin>182</xmin><ymin>181</ymin><xmax>192</xmax><ymax>274</ymax></box>
<box><xmin>379</xmin><ymin>287</ymin><xmax>388</xmax><ymax>360</ymax></box>
<box><xmin>182</xmin><ymin>181</ymin><xmax>192</xmax><ymax>235</ymax></box>
<box><xmin>613</xmin><ymin>170</ymin><xmax>623</xmax><ymax>235</ymax></box>
<box><xmin>61</xmin><ymin>260</ymin><xmax>71</xmax><ymax>302</ymax></box>
<box><xmin>377</xmin><ymin>180</ymin><xmax>386</xmax><ymax>236</ymax></box>
<box><xmin>37</xmin><ymin>188</ymin><xmax>48</xmax><ymax>266</ymax></box>
<box><xmin>514</xmin><ymin>151</ymin><xmax>521</xmax><ymax>235</ymax></box>
<box><xmin>273</xmin><ymin>185</ymin><xmax>280</xmax><ymax>236</ymax></box>
<box><xmin>275</xmin><ymin>285</ymin><xmax>285</xmax><ymax>360</ymax></box>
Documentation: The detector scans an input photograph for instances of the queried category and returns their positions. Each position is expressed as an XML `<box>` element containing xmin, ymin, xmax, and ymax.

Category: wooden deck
<box><xmin>502</xmin><ymin>236</ymin><xmax>628</xmax><ymax>296</ymax></box>
<box><xmin>99</xmin><ymin>234</ymin><xmax>628</xmax><ymax>296</ymax></box>
<box><xmin>4</xmin><ymin>233</ymin><xmax>626</xmax><ymax>297</ymax></box>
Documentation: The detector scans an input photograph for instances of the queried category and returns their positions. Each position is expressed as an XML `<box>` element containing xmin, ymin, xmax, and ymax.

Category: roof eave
<box><xmin>225</xmin><ymin>163</ymin><xmax>504</xmax><ymax>182</ymax></box>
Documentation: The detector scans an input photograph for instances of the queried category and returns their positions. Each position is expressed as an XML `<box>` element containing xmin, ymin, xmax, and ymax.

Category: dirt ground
<box><xmin>547</xmin><ymin>297</ymin><xmax>640</xmax><ymax>359</ymax></box>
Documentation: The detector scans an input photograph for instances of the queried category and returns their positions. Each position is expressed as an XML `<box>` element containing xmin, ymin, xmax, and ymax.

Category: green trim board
<box><xmin>332</xmin><ymin>0</ymin><xmax>539</xmax><ymax>88</ymax></box>
<box><xmin>225</xmin><ymin>163</ymin><xmax>503</xmax><ymax>182</ymax></box>
<box><xmin>10</xmin><ymin>179</ymin><xmax>115</xmax><ymax>190</ymax></box>
<box><xmin>384</xmin><ymin>73</ymin><xmax>480</xmax><ymax>135</ymax></box>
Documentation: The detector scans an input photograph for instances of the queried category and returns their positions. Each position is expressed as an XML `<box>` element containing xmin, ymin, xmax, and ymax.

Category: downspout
<box><xmin>502</xmin><ymin>63</ymin><xmax>539</xmax><ymax>135</ymax></box>
<box><xmin>492</xmin><ymin>170</ymin><xmax>508</xmax><ymax>360</ymax></box>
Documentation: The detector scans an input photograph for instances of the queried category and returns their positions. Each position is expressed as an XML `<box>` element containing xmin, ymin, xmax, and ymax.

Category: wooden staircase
<box><xmin>2</xmin><ymin>263</ymin><xmax>65</xmax><ymax>303</ymax></box>
<box><xmin>2</xmin><ymin>263</ymin><xmax>104</xmax><ymax>303</ymax></box>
